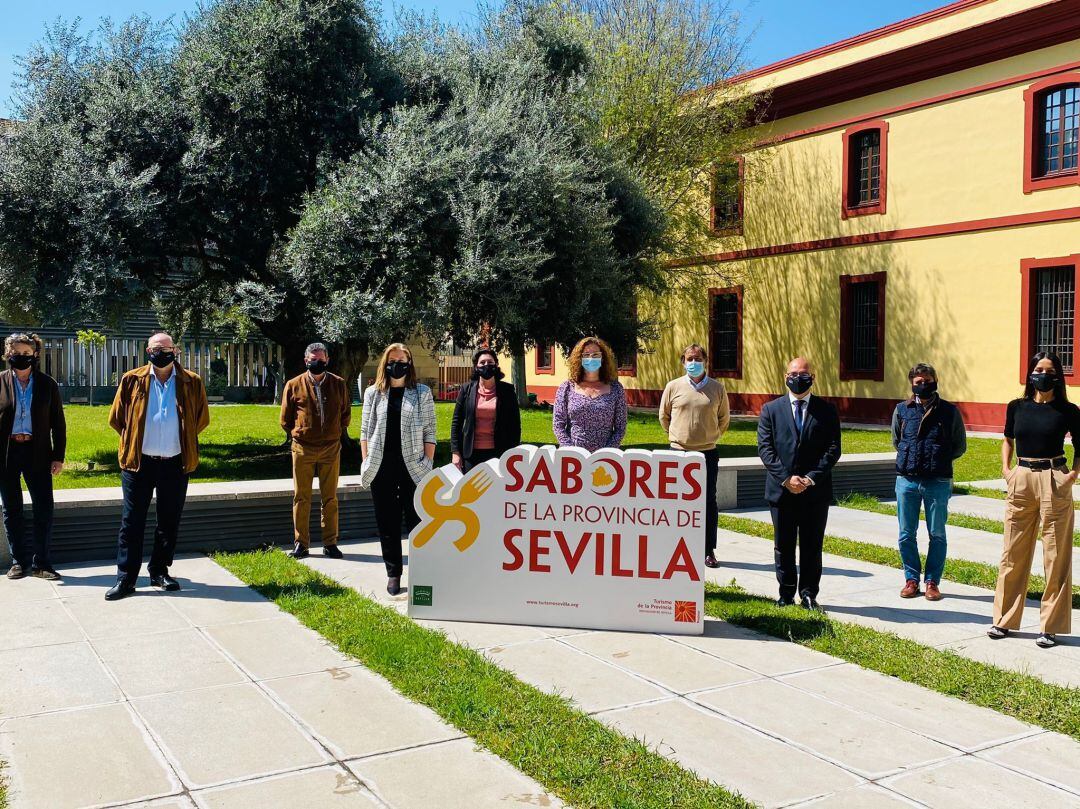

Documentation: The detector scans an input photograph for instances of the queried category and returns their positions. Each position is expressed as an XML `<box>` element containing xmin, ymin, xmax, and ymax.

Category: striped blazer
<box><xmin>360</xmin><ymin>383</ymin><xmax>437</xmax><ymax>487</ymax></box>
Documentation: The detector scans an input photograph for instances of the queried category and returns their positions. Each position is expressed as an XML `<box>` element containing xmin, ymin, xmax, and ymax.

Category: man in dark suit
<box><xmin>756</xmin><ymin>357</ymin><xmax>842</xmax><ymax>610</ymax></box>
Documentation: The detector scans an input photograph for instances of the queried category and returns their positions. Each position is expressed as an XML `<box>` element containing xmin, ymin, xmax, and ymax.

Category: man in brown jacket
<box><xmin>105</xmin><ymin>332</ymin><xmax>209</xmax><ymax>600</ymax></box>
<box><xmin>281</xmin><ymin>342</ymin><xmax>351</xmax><ymax>559</ymax></box>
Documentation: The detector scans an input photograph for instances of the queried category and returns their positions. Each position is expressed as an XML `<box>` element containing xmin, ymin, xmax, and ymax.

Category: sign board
<box><xmin>407</xmin><ymin>445</ymin><xmax>706</xmax><ymax>634</ymax></box>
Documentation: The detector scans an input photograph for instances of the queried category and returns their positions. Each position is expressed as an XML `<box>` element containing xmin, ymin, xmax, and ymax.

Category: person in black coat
<box><xmin>756</xmin><ymin>357</ymin><xmax>842</xmax><ymax>610</ymax></box>
<box><xmin>0</xmin><ymin>333</ymin><xmax>67</xmax><ymax>581</ymax></box>
<box><xmin>450</xmin><ymin>348</ymin><xmax>522</xmax><ymax>472</ymax></box>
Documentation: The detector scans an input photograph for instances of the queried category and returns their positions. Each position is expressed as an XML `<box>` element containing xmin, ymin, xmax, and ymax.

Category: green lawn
<box><xmin>51</xmin><ymin>402</ymin><xmax>1009</xmax><ymax>489</ymax></box>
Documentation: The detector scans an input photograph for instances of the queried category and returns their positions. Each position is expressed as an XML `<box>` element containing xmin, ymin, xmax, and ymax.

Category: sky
<box><xmin>0</xmin><ymin>0</ymin><xmax>951</xmax><ymax>118</ymax></box>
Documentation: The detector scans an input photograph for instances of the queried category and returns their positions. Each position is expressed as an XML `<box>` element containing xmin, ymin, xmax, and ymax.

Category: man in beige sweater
<box><xmin>659</xmin><ymin>343</ymin><xmax>731</xmax><ymax>568</ymax></box>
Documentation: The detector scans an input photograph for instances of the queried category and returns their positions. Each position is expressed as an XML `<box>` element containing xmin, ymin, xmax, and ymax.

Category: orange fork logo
<box><xmin>412</xmin><ymin>468</ymin><xmax>494</xmax><ymax>552</ymax></box>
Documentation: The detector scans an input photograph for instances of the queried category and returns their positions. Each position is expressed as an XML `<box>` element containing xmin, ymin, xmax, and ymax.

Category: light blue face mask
<box><xmin>685</xmin><ymin>360</ymin><xmax>705</xmax><ymax>378</ymax></box>
<box><xmin>581</xmin><ymin>357</ymin><xmax>603</xmax><ymax>373</ymax></box>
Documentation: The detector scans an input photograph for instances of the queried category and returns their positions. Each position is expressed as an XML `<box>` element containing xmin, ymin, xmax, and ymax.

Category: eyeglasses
<box><xmin>582</xmin><ymin>353</ymin><xmax>603</xmax><ymax>359</ymax></box>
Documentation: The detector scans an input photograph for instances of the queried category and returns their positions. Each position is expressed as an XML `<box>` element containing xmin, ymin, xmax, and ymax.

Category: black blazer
<box><xmin>0</xmin><ymin>370</ymin><xmax>67</xmax><ymax>471</ymax></box>
<box><xmin>450</xmin><ymin>380</ymin><xmax>521</xmax><ymax>460</ymax></box>
<box><xmin>756</xmin><ymin>394</ymin><xmax>842</xmax><ymax>506</ymax></box>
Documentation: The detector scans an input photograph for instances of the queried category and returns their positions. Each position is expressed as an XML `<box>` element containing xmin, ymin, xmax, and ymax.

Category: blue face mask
<box><xmin>581</xmin><ymin>357</ymin><xmax>603</xmax><ymax>373</ymax></box>
<box><xmin>685</xmin><ymin>360</ymin><xmax>704</xmax><ymax>378</ymax></box>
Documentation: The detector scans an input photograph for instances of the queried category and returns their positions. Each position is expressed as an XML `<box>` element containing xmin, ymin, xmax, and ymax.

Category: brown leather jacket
<box><xmin>109</xmin><ymin>364</ymin><xmax>210</xmax><ymax>473</ymax></box>
<box><xmin>280</xmin><ymin>372</ymin><xmax>351</xmax><ymax>447</ymax></box>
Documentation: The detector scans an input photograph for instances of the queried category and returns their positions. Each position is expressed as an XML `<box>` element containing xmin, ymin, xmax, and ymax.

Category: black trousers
<box><xmin>461</xmin><ymin>447</ymin><xmax>500</xmax><ymax>472</ymax></box>
<box><xmin>116</xmin><ymin>456</ymin><xmax>189</xmax><ymax>583</ymax></box>
<box><xmin>770</xmin><ymin>497</ymin><xmax>830</xmax><ymax>600</ymax></box>
<box><xmin>701</xmin><ymin>447</ymin><xmax>720</xmax><ymax>556</ymax></box>
<box><xmin>370</xmin><ymin>458</ymin><xmax>417</xmax><ymax>577</ymax></box>
<box><xmin>0</xmin><ymin>441</ymin><xmax>55</xmax><ymax>569</ymax></box>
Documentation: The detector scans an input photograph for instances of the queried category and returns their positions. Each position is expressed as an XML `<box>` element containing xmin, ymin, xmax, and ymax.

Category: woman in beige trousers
<box><xmin>989</xmin><ymin>352</ymin><xmax>1080</xmax><ymax>648</ymax></box>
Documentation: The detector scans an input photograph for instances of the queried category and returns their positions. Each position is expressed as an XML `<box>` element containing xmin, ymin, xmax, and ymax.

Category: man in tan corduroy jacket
<box><xmin>105</xmin><ymin>332</ymin><xmax>209</xmax><ymax>600</ymax></box>
<box><xmin>280</xmin><ymin>342</ymin><xmax>351</xmax><ymax>559</ymax></box>
<box><xmin>659</xmin><ymin>343</ymin><xmax>730</xmax><ymax>570</ymax></box>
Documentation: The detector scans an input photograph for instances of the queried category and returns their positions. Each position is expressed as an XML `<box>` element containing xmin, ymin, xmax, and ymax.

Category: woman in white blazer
<box><xmin>360</xmin><ymin>343</ymin><xmax>436</xmax><ymax>595</ymax></box>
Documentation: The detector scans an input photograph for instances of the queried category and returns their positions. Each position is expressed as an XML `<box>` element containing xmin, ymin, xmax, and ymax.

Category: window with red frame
<box><xmin>1038</xmin><ymin>85</ymin><xmax>1079</xmax><ymax>178</ymax></box>
<box><xmin>535</xmin><ymin>342</ymin><xmax>555</xmax><ymax>374</ymax></box>
<box><xmin>1032</xmin><ymin>265</ymin><xmax>1076</xmax><ymax>372</ymax></box>
<box><xmin>841</xmin><ymin>122</ymin><xmax>887</xmax><ymax>217</ymax></box>
<box><xmin>839</xmin><ymin>272</ymin><xmax>886</xmax><ymax>381</ymax></box>
<box><xmin>710</xmin><ymin>158</ymin><xmax>743</xmax><ymax>234</ymax></box>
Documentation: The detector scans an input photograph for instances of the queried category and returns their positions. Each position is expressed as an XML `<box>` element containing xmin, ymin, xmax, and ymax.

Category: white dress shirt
<box><xmin>143</xmin><ymin>365</ymin><xmax>182</xmax><ymax>458</ymax></box>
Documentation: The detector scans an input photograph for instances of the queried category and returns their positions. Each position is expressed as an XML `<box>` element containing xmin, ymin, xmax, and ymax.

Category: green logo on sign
<box><xmin>413</xmin><ymin>585</ymin><xmax>433</xmax><ymax>606</ymax></box>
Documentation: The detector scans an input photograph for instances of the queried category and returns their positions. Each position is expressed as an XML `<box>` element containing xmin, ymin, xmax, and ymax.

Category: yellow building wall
<box><xmin>520</xmin><ymin>28</ymin><xmax>1080</xmax><ymax>430</ymax></box>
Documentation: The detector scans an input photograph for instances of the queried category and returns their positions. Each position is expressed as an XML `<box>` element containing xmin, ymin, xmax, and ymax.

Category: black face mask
<box><xmin>786</xmin><ymin>373</ymin><xmax>813</xmax><ymax>395</ymax></box>
<box><xmin>912</xmin><ymin>381</ymin><xmax>938</xmax><ymax>398</ymax></box>
<box><xmin>7</xmin><ymin>355</ymin><xmax>33</xmax><ymax>371</ymax></box>
<box><xmin>305</xmin><ymin>360</ymin><xmax>327</xmax><ymax>374</ymax></box>
<box><xmin>1030</xmin><ymin>373</ymin><xmax>1057</xmax><ymax>393</ymax></box>
<box><xmin>148</xmin><ymin>351</ymin><xmax>175</xmax><ymax>369</ymax></box>
<box><xmin>476</xmin><ymin>365</ymin><xmax>498</xmax><ymax>380</ymax></box>
<box><xmin>387</xmin><ymin>361</ymin><xmax>410</xmax><ymax>380</ymax></box>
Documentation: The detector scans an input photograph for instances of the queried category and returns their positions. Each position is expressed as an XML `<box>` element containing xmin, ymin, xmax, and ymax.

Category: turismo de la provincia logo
<box><xmin>407</xmin><ymin>445</ymin><xmax>707</xmax><ymax>632</ymax></box>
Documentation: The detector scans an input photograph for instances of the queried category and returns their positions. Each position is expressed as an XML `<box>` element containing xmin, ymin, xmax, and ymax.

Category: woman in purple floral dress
<box><xmin>552</xmin><ymin>337</ymin><xmax>628</xmax><ymax>451</ymax></box>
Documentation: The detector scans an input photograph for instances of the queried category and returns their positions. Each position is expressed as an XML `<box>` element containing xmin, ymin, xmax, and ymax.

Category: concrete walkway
<box><xmin>300</xmin><ymin>542</ymin><xmax>1080</xmax><ymax>809</ymax></box>
<box><xmin>0</xmin><ymin>555</ymin><xmax>561</xmax><ymax>809</ymax></box>
<box><xmin>732</xmin><ymin>505</ymin><xmax>1080</xmax><ymax>581</ymax></box>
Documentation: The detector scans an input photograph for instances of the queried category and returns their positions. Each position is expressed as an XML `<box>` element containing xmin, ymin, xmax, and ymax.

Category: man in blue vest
<box><xmin>891</xmin><ymin>363</ymin><xmax>967</xmax><ymax>601</ymax></box>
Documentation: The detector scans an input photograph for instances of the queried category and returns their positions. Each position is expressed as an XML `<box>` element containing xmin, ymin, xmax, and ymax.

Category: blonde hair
<box><xmin>374</xmin><ymin>342</ymin><xmax>417</xmax><ymax>391</ymax></box>
<box><xmin>5</xmin><ymin>333</ymin><xmax>42</xmax><ymax>356</ymax></box>
<box><xmin>567</xmin><ymin>336</ymin><xmax>617</xmax><ymax>384</ymax></box>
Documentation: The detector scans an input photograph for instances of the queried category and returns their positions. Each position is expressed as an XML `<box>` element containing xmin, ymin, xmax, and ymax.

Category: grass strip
<box><xmin>716</xmin><ymin>513</ymin><xmax>1080</xmax><ymax>610</ymax></box>
<box><xmin>216</xmin><ymin>550</ymin><xmax>755</xmax><ymax>809</ymax></box>
<box><xmin>953</xmin><ymin>483</ymin><xmax>1080</xmax><ymax>511</ymax></box>
<box><xmin>838</xmin><ymin>493</ymin><xmax>1080</xmax><ymax>547</ymax></box>
<box><xmin>703</xmin><ymin>583</ymin><xmax>1080</xmax><ymax>740</ymax></box>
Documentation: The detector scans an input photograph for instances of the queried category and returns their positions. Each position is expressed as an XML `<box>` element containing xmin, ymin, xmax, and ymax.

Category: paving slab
<box><xmin>62</xmin><ymin>592</ymin><xmax>190</xmax><ymax>639</ymax></box>
<box><xmin>265</xmin><ymin>667</ymin><xmax>461</xmax><ymax>760</ymax></box>
<box><xmin>0</xmin><ymin>575</ymin><xmax>58</xmax><ymax>604</ymax></box>
<box><xmin>50</xmin><ymin>561</ymin><xmax>125</xmax><ymax>599</ymax></box>
<box><xmin>563</xmin><ymin>630</ymin><xmax>759</xmax><ymax>693</ymax></box>
<box><xmin>166</xmin><ymin>582</ymin><xmax>285</xmax><ymax>627</ymax></box>
<box><xmin>349</xmin><ymin>739</ymin><xmax>565</xmax><ymax>809</ymax></box>
<box><xmin>0</xmin><ymin>640</ymin><xmax>122</xmax><ymax>718</ymax></box>
<box><xmin>948</xmin><ymin>494</ymin><xmax>1008</xmax><ymax>521</ymax></box>
<box><xmin>124</xmin><ymin>798</ymin><xmax>196</xmax><ymax>809</ymax></box>
<box><xmin>484</xmin><ymin>637</ymin><xmax>667</xmax><ymax>713</ymax></box>
<box><xmin>205</xmin><ymin>617</ymin><xmax>353</xmax><ymax>680</ymax></box>
<box><xmin>0</xmin><ymin>702</ymin><xmax>178</xmax><ymax>809</ymax></box>
<box><xmin>881</xmin><ymin>755</ymin><xmax>1080</xmax><ymax>808</ymax></box>
<box><xmin>415</xmin><ymin>617</ymin><xmax>550</xmax><ymax>650</ymax></box>
<box><xmin>780</xmin><ymin>663</ymin><xmax>1035</xmax><ymax>751</ymax></box>
<box><xmin>938</xmin><ymin>634</ymin><xmax>1080</xmax><ymax>688</ymax></box>
<box><xmin>597</xmin><ymin>698</ymin><xmax>859</xmax><ymax>808</ymax></box>
<box><xmin>694</xmin><ymin>679</ymin><xmax>956</xmax><ymax>779</ymax></box>
<box><xmin>664</xmin><ymin>617</ymin><xmax>842</xmax><ymax>677</ymax></box>
<box><xmin>94</xmin><ymin>627</ymin><xmax>248</xmax><ymax>698</ymax></box>
<box><xmin>791</xmin><ymin>783</ymin><xmax>921</xmax><ymax>808</ymax></box>
<box><xmin>978</xmin><ymin>732</ymin><xmax>1080</xmax><ymax>795</ymax></box>
<box><xmin>193</xmin><ymin>765</ymin><xmax>381</xmax><ymax>809</ymax></box>
<box><xmin>133</xmin><ymin>682</ymin><xmax>329</xmax><ymax>788</ymax></box>
<box><xmin>0</xmin><ymin>598</ymin><xmax>84</xmax><ymax>651</ymax></box>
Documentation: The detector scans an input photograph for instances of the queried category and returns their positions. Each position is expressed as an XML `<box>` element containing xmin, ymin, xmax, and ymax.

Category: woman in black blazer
<box><xmin>450</xmin><ymin>349</ymin><xmax>522</xmax><ymax>472</ymax></box>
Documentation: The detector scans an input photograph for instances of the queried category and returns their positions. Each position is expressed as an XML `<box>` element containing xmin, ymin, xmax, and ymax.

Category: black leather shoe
<box><xmin>704</xmin><ymin>554</ymin><xmax>721</xmax><ymax>569</ymax></box>
<box><xmin>800</xmin><ymin>593</ymin><xmax>823</xmax><ymax>612</ymax></box>
<box><xmin>105</xmin><ymin>580</ymin><xmax>136</xmax><ymax>601</ymax></box>
<box><xmin>150</xmin><ymin>574</ymin><xmax>181</xmax><ymax>592</ymax></box>
<box><xmin>289</xmin><ymin>543</ymin><xmax>309</xmax><ymax>559</ymax></box>
<box><xmin>776</xmin><ymin>596</ymin><xmax>796</xmax><ymax>607</ymax></box>
<box><xmin>387</xmin><ymin>576</ymin><xmax>401</xmax><ymax>596</ymax></box>
<box><xmin>324</xmin><ymin>545</ymin><xmax>343</xmax><ymax>559</ymax></box>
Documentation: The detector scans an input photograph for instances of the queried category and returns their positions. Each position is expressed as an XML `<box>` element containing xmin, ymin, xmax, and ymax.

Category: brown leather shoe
<box><xmin>900</xmin><ymin>579</ymin><xmax>919</xmax><ymax>598</ymax></box>
<box><xmin>925</xmin><ymin>581</ymin><xmax>943</xmax><ymax>601</ymax></box>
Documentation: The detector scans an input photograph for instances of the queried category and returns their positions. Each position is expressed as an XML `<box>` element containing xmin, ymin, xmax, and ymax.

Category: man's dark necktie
<box><xmin>794</xmin><ymin>399</ymin><xmax>804</xmax><ymax>435</ymax></box>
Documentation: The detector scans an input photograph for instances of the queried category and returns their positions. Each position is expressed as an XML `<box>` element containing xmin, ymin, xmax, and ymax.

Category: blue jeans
<box><xmin>895</xmin><ymin>475</ymin><xmax>951</xmax><ymax>583</ymax></box>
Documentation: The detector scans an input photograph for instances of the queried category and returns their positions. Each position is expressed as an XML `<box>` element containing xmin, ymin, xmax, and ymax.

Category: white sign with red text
<box><xmin>406</xmin><ymin>445</ymin><xmax>706</xmax><ymax>634</ymax></box>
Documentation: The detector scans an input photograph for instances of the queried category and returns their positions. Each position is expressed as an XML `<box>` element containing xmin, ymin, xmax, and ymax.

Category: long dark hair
<box><xmin>470</xmin><ymin>348</ymin><xmax>505</xmax><ymax>381</ymax></box>
<box><xmin>1023</xmin><ymin>351</ymin><xmax>1069</xmax><ymax>402</ymax></box>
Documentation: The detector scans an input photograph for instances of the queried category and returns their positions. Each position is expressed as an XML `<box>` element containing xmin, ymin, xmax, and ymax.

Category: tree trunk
<box><xmin>510</xmin><ymin>342</ymin><xmax>529</xmax><ymax>407</ymax></box>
